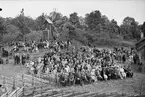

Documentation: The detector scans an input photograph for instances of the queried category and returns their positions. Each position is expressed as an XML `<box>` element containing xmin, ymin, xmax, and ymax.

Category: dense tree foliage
<box><xmin>0</xmin><ymin>17</ymin><xmax>7</xmax><ymax>35</ymax></box>
<box><xmin>120</xmin><ymin>17</ymin><xmax>141</xmax><ymax>40</ymax></box>
<box><xmin>85</xmin><ymin>10</ymin><xmax>102</xmax><ymax>32</ymax></box>
<box><xmin>35</xmin><ymin>13</ymin><xmax>46</xmax><ymax>31</ymax></box>
<box><xmin>10</xmin><ymin>15</ymin><xmax>31</xmax><ymax>35</ymax></box>
<box><xmin>0</xmin><ymin>9</ymin><xmax>144</xmax><ymax>45</ymax></box>
<box><xmin>69</xmin><ymin>12</ymin><xmax>80</xmax><ymax>28</ymax></box>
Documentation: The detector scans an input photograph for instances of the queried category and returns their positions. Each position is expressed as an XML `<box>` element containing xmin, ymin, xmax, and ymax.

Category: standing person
<box><xmin>133</xmin><ymin>53</ymin><xmax>139</xmax><ymax>65</ymax></box>
<box><xmin>0</xmin><ymin>57</ymin><xmax>3</xmax><ymax>64</ymax></box>
<box><xmin>42</xmin><ymin>55</ymin><xmax>48</xmax><ymax>73</ymax></box>
<box><xmin>33</xmin><ymin>62</ymin><xmax>38</xmax><ymax>74</ymax></box>
<box><xmin>13</xmin><ymin>53</ymin><xmax>16</xmax><ymax>65</ymax></box>
<box><xmin>138</xmin><ymin>61</ymin><xmax>143</xmax><ymax>72</ymax></box>
<box><xmin>15</xmin><ymin>53</ymin><xmax>20</xmax><ymax>65</ymax></box>
<box><xmin>110</xmin><ymin>53</ymin><xmax>114</xmax><ymax>65</ymax></box>
<box><xmin>122</xmin><ymin>53</ymin><xmax>126</xmax><ymax>63</ymax></box>
<box><xmin>17</xmin><ymin>53</ymin><xmax>20</xmax><ymax>65</ymax></box>
<box><xmin>2</xmin><ymin>48</ymin><xmax>8</xmax><ymax>57</ymax></box>
<box><xmin>5</xmin><ymin>58</ymin><xmax>9</xmax><ymax>64</ymax></box>
<box><xmin>21</xmin><ymin>53</ymin><xmax>26</xmax><ymax>65</ymax></box>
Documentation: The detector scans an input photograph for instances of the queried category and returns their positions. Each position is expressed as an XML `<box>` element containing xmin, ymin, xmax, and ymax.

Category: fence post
<box><xmin>16</xmin><ymin>88</ymin><xmax>17</xmax><ymax>97</ymax></box>
<box><xmin>12</xmin><ymin>77</ymin><xmax>16</xmax><ymax>90</ymax></box>
<box><xmin>32</xmin><ymin>74</ymin><xmax>34</xmax><ymax>97</ymax></box>
<box><xmin>22</xmin><ymin>74</ymin><xmax>24</xmax><ymax>96</ymax></box>
<box><xmin>15</xmin><ymin>77</ymin><xmax>17</xmax><ymax>97</ymax></box>
<box><xmin>55</xmin><ymin>72</ymin><xmax>57</xmax><ymax>86</ymax></box>
<box><xmin>122</xmin><ymin>79</ymin><xmax>124</xmax><ymax>97</ymax></box>
<box><xmin>34</xmin><ymin>74</ymin><xmax>36</xmax><ymax>97</ymax></box>
<box><xmin>62</xmin><ymin>90</ymin><xmax>63</xmax><ymax>97</ymax></box>
<box><xmin>2</xmin><ymin>76</ymin><xmax>7</xmax><ymax>94</ymax></box>
<box><xmin>2</xmin><ymin>76</ymin><xmax>6</xmax><ymax>89</ymax></box>
<box><xmin>41</xmin><ymin>74</ymin><xmax>43</xmax><ymax>97</ymax></box>
<box><xmin>139</xmin><ymin>78</ymin><xmax>143</xmax><ymax>97</ymax></box>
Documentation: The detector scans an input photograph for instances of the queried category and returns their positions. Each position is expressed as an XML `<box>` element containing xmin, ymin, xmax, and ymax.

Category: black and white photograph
<box><xmin>0</xmin><ymin>0</ymin><xmax>145</xmax><ymax>97</ymax></box>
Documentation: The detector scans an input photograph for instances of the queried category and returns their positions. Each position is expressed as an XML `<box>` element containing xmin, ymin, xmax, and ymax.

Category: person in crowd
<box><xmin>0</xmin><ymin>57</ymin><xmax>3</xmax><ymax>64</ymax></box>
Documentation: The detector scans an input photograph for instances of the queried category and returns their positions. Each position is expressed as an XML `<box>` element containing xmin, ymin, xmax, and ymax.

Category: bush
<box><xmin>24</xmin><ymin>31</ymin><xmax>43</xmax><ymax>42</ymax></box>
<box><xmin>2</xmin><ymin>33</ymin><xmax>19</xmax><ymax>44</ymax></box>
<box><xmin>1</xmin><ymin>24</ymin><xmax>22</xmax><ymax>44</ymax></box>
<box><xmin>6</xmin><ymin>24</ymin><xmax>20</xmax><ymax>34</ymax></box>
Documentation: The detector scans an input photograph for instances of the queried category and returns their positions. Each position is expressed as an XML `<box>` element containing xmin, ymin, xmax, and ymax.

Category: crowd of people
<box><xmin>0</xmin><ymin>40</ymin><xmax>142</xmax><ymax>86</ymax></box>
<box><xmin>23</xmin><ymin>40</ymin><xmax>136</xmax><ymax>86</ymax></box>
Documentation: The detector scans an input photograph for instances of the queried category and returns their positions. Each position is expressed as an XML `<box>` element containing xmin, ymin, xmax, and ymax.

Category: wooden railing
<box><xmin>9</xmin><ymin>87</ymin><xmax>24</xmax><ymax>97</ymax></box>
<box><xmin>1</xmin><ymin>89</ymin><xmax>12</xmax><ymax>97</ymax></box>
<box><xmin>0</xmin><ymin>74</ymin><xmax>50</xmax><ymax>97</ymax></box>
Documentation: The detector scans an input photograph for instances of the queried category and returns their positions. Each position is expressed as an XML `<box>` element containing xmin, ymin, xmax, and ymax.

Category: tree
<box><xmin>6</xmin><ymin>24</ymin><xmax>20</xmax><ymax>34</ymax></box>
<box><xmin>100</xmin><ymin>15</ymin><xmax>110</xmax><ymax>32</ymax></box>
<box><xmin>35</xmin><ymin>13</ymin><xmax>46</xmax><ymax>31</ymax></box>
<box><xmin>123</xmin><ymin>17</ymin><xmax>136</xmax><ymax>25</ymax></box>
<box><xmin>120</xmin><ymin>17</ymin><xmax>140</xmax><ymax>40</ymax></box>
<box><xmin>109</xmin><ymin>19</ymin><xmax>120</xmax><ymax>34</ymax></box>
<box><xmin>3</xmin><ymin>24</ymin><xmax>21</xmax><ymax>43</ymax></box>
<box><xmin>54</xmin><ymin>16</ymin><xmax>69</xmax><ymax>32</ymax></box>
<box><xmin>10</xmin><ymin>16</ymin><xmax>30</xmax><ymax>35</ymax></box>
<box><xmin>69</xmin><ymin>12</ymin><xmax>80</xmax><ymax>28</ymax></box>
<box><xmin>0</xmin><ymin>17</ymin><xmax>7</xmax><ymax>35</ymax></box>
<box><xmin>10</xmin><ymin>9</ymin><xmax>31</xmax><ymax>35</ymax></box>
<box><xmin>79</xmin><ymin>16</ymin><xmax>87</xmax><ymax>30</ymax></box>
<box><xmin>85</xmin><ymin>10</ymin><xmax>102</xmax><ymax>32</ymax></box>
<box><xmin>24</xmin><ymin>16</ymin><xmax>36</xmax><ymax>31</ymax></box>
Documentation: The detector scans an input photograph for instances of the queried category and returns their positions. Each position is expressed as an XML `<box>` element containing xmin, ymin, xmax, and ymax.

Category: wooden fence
<box><xmin>1</xmin><ymin>73</ymin><xmax>51</xmax><ymax>97</ymax></box>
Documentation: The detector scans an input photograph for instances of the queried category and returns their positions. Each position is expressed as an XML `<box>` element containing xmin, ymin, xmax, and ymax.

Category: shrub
<box><xmin>24</xmin><ymin>31</ymin><xmax>43</xmax><ymax>42</ymax></box>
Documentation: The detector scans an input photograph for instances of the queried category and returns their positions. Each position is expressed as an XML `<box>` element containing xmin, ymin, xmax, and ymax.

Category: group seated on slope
<box><xmin>24</xmin><ymin>41</ymin><xmax>135</xmax><ymax>86</ymax></box>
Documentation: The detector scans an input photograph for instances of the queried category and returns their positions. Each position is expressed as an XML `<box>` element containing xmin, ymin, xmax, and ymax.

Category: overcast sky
<box><xmin>0</xmin><ymin>0</ymin><xmax>145</xmax><ymax>25</ymax></box>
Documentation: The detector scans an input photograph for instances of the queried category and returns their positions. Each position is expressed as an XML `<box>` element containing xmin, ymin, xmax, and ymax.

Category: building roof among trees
<box><xmin>44</xmin><ymin>16</ymin><xmax>53</xmax><ymax>24</ymax></box>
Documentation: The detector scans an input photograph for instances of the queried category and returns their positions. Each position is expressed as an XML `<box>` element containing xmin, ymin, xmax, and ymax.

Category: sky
<box><xmin>0</xmin><ymin>0</ymin><xmax>145</xmax><ymax>25</ymax></box>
